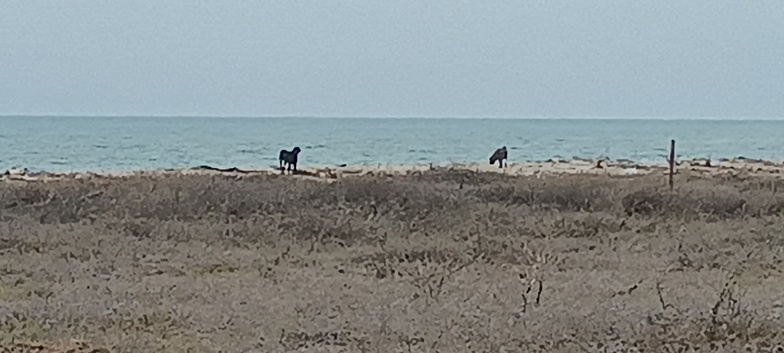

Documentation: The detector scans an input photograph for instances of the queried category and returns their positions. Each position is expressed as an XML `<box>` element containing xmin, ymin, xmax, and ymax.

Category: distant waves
<box><xmin>1</xmin><ymin>116</ymin><xmax>783</xmax><ymax>172</ymax></box>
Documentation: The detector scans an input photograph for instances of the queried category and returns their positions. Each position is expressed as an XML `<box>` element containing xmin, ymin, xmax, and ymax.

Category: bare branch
<box><xmin>535</xmin><ymin>280</ymin><xmax>543</xmax><ymax>305</ymax></box>
<box><xmin>656</xmin><ymin>281</ymin><xmax>674</xmax><ymax>311</ymax></box>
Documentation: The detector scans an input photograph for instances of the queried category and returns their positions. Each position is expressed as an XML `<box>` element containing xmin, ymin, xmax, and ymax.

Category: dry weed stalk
<box><xmin>655</xmin><ymin>281</ymin><xmax>676</xmax><ymax>312</ymax></box>
<box><xmin>411</xmin><ymin>251</ymin><xmax>485</xmax><ymax>303</ymax></box>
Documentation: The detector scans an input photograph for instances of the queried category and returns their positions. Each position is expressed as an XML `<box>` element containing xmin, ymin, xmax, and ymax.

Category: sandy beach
<box><xmin>4</xmin><ymin>157</ymin><xmax>784</xmax><ymax>183</ymax></box>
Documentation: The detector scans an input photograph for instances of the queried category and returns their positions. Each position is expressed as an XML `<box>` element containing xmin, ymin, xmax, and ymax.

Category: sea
<box><xmin>1</xmin><ymin>116</ymin><xmax>783</xmax><ymax>173</ymax></box>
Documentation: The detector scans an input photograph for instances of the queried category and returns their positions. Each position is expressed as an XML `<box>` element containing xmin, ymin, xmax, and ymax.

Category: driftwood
<box><xmin>192</xmin><ymin>165</ymin><xmax>253</xmax><ymax>174</ymax></box>
<box><xmin>193</xmin><ymin>165</ymin><xmax>326</xmax><ymax>178</ymax></box>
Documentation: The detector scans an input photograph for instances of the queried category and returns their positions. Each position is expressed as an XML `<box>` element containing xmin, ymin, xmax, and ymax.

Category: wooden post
<box><xmin>669</xmin><ymin>139</ymin><xmax>675</xmax><ymax>191</ymax></box>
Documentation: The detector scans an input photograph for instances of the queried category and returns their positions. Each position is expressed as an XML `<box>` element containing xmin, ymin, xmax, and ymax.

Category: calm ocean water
<box><xmin>1</xmin><ymin>116</ymin><xmax>783</xmax><ymax>173</ymax></box>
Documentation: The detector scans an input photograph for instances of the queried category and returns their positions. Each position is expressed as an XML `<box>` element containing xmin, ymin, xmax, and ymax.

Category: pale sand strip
<box><xmin>3</xmin><ymin>157</ymin><xmax>784</xmax><ymax>183</ymax></box>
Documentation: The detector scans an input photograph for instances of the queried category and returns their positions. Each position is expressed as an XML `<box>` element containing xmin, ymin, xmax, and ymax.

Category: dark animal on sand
<box><xmin>279</xmin><ymin>147</ymin><xmax>302</xmax><ymax>172</ymax></box>
<box><xmin>489</xmin><ymin>146</ymin><xmax>507</xmax><ymax>168</ymax></box>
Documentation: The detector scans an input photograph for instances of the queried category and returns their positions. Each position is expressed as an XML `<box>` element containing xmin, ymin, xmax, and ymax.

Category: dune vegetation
<box><xmin>1</xmin><ymin>170</ymin><xmax>783</xmax><ymax>352</ymax></box>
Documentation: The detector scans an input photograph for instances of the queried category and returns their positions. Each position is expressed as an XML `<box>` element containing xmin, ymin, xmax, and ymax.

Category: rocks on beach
<box><xmin>3</xmin><ymin>167</ymin><xmax>28</xmax><ymax>176</ymax></box>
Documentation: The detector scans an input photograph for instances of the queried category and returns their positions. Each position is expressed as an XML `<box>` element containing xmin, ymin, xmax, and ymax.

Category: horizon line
<box><xmin>2</xmin><ymin>114</ymin><xmax>784</xmax><ymax>121</ymax></box>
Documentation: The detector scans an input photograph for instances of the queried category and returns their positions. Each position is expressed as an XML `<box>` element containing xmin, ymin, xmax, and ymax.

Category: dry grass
<box><xmin>1</xmin><ymin>171</ymin><xmax>784</xmax><ymax>352</ymax></box>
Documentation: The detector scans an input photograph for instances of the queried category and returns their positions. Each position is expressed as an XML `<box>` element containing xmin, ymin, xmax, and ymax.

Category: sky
<box><xmin>1</xmin><ymin>1</ymin><xmax>783</xmax><ymax>118</ymax></box>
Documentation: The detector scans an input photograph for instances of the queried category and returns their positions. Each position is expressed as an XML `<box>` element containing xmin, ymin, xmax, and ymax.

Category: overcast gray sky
<box><xmin>1</xmin><ymin>1</ymin><xmax>782</xmax><ymax>118</ymax></box>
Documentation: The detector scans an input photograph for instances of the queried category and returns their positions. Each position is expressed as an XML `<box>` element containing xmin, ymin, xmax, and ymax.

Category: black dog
<box><xmin>279</xmin><ymin>147</ymin><xmax>302</xmax><ymax>172</ymax></box>
<box><xmin>489</xmin><ymin>146</ymin><xmax>507</xmax><ymax>168</ymax></box>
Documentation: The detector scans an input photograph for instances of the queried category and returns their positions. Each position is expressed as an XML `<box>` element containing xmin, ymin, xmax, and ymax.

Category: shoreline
<box><xmin>4</xmin><ymin>157</ymin><xmax>784</xmax><ymax>182</ymax></box>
